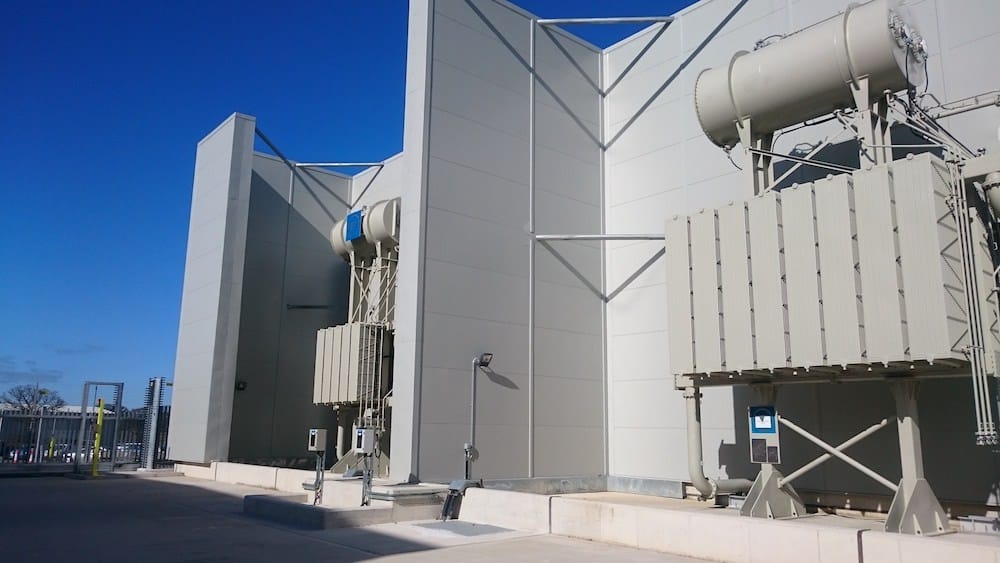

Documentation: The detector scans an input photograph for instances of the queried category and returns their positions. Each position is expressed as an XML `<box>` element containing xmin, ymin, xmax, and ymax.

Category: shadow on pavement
<box><xmin>0</xmin><ymin>475</ymin><xmax>436</xmax><ymax>562</ymax></box>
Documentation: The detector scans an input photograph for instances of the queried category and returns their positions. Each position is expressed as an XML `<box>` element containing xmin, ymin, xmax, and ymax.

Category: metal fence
<box><xmin>0</xmin><ymin>406</ymin><xmax>171</xmax><ymax>468</ymax></box>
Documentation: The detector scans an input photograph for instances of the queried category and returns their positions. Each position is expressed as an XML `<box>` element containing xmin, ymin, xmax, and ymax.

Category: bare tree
<box><xmin>1</xmin><ymin>384</ymin><xmax>66</xmax><ymax>411</ymax></box>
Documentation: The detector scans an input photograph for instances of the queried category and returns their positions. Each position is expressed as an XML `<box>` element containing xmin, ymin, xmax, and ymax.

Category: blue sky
<box><xmin>0</xmin><ymin>0</ymin><xmax>692</xmax><ymax>407</ymax></box>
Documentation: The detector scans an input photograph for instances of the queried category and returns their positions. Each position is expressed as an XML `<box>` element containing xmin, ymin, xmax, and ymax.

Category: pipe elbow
<box><xmin>685</xmin><ymin>386</ymin><xmax>754</xmax><ymax>500</ymax></box>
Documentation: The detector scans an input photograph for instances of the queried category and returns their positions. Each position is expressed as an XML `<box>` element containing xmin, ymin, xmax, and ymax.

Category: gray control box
<box><xmin>307</xmin><ymin>428</ymin><xmax>327</xmax><ymax>452</ymax></box>
<box><xmin>355</xmin><ymin>428</ymin><xmax>375</xmax><ymax>455</ymax></box>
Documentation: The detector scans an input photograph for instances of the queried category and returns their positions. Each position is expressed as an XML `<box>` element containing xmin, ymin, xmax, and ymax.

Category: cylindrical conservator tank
<box><xmin>330</xmin><ymin>197</ymin><xmax>401</xmax><ymax>260</ymax></box>
<box><xmin>363</xmin><ymin>197</ymin><xmax>400</xmax><ymax>246</ymax></box>
<box><xmin>694</xmin><ymin>0</ymin><xmax>927</xmax><ymax>148</ymax></box>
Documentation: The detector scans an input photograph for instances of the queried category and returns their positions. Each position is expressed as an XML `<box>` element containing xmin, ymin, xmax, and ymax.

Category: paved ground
<box><xmin>0</xmin><ymin>474</ymin><xmax>708</xmax><ymax>562</ymax></box>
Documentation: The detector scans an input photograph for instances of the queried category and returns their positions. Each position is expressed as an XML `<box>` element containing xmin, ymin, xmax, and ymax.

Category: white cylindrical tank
<box><xmin>363</xmin><ymin>197</ymin><xmax>401</xmax><ymax>246</ymax></box>
<box><xmin>985</xmin><ymin>172</ymin><xmax>1000</xmax><ymax>219</ymax></box>
<box><xmin>694</xmin><ymin>0</ymin><xmax>927</xmax><ymax>148</ymax></box>
<box><xmin>330</xmin><ymin>217</ymin><xmax>372</xmax><ymax>259</ymax></box>
<box><xmin>329</xmin><ymin>198</ymin><xmax>401</xmax><ymax>260</ymax></box>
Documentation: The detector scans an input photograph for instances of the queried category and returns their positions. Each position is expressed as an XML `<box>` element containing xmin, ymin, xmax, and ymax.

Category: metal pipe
<box><xmin>34</xmin><ymin>410</ymin><xmax>43</xmax><ymax>463</ymax></box>
<box><xmin>527</xmin><ymin>17</ymin><xmax>536</xmax><ymax>479</ymax></box>
<box><xmin>778</xmin><ymin>415</ymin><xmax>899</xmax><ymax>492</ymax></box>
<box><xmin>467</xmin><ymin>357</ymin><xmax>480</xmax><ymax>481</ymax></box>
<box><xmin>747</xmin><ymin>147</ymin><xmax>855</xmax><ymax>174</ymax></box>
<box><xmin>109</xmin><ymin>383</ymin><xmax>122</xmax><ymax>467</ymax></box>
<box><xmin>254</xmin><ymin>127</ymin><xmax>295</xmax><ymax>165</ymax></box>
<box><xmin>537</xmin><ymin>16</ymin><xmax>674</xmax><ymax>25</ymax></box>
<box><xmin>598</xmin><ymin>40</ymin><xmax>609</xmax><ymax>477</ymax></box>
<box><xmin>861</xmin><ymin>142</ymin><xmax>951</xmax><ymax>149</ymax></box>
<box><xmin>685</xmin><ymin>387</ymin><xmax>754</xmax><ymax>498</ymax></box>
<box><xmin>73</xmin><ymin>384</ymin><xmax>88</xmax><ymax>473</ymax></box>
<box><xmin>534</xmin><ymin>234</ymin><xmax>663</xmax><ymax>241</ymax></box>
<box><xmin>933</xmin><ymin>93</ymin><xmax>1000</xmax><ymax>119</ymax></box>
<box><xmin>294</xmin><ymin>162</ymin><xmax>384</xmax><ymax>168</ymax></box>
<box><xmin>947</xmin><ymin>160</ymin><xmax>992</xmax><ymax>443</ymax></box>
<box><xmin>779</xmin><ymin>418</ymin><xmax>889</xmax><ymax>486</ymax></box>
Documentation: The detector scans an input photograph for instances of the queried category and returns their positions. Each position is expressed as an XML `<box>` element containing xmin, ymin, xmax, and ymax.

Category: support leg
<box><xmin>736</xmin><ymin>119</ymin><xmax>774</xmax><ymax>196</ymax></box>
<box><xmin>885</xmin><ymin>380</ymin><xmax>949</xmax><ymax>535</ymax></box>
<box><xmin>741</xmin><ymin>384</ymin><xmax>807</xmax><ymax>519</ymax></box>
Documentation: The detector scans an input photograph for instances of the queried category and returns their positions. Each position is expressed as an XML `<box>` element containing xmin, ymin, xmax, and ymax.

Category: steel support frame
<box><xmin>779</xmin><ymin>415</ymin><xmax>899</xmax><ymax>493</ymax></box>
<box><xmin>142</xmin><ymin>377</ymin><xmax>164</xmax><ymax>470</ymax></box>
<box><xmin>737</xmin><ymin>381</ymin><xmax>948</xmax><ymax>535</ymax></box>
<box><xmin>756</xmin><ymin>380</ymin><xmax>949</xmax><ymax>536</ymax></box>
<box><xmin>779</xmin><ymin>418</ymin><xmax>890</xmax><ymax>487</ymax></box>
<box><xmin>884</xmin><ymin>379</ymin><xmax>950</xmax><ymax>535</ymax></box>
<box><xmin>537</xmin><ymin>16</ymin><xmax>674</xmax><ymax>26</ymax></box>
<box><xmin>525</xmin><ymin>13</ymin><xmax>675</xmax><ymax>477</ymax></box>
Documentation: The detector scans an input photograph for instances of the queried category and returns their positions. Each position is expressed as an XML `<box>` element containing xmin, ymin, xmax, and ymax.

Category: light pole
<box><xmin>465</xmin><ymin>353</ymin><xmax>493</xmax><ymax>480</ymax></box>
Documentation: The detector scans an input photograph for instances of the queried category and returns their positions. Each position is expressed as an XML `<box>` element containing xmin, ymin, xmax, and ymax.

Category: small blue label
<box><xmin>346</xmin><ymin>210</ymin><xmax>364</xmax><ymax>241</ymax></box>
<box><xmin>749</xmin><ymin>405</ymin><xmax>777</xmax><ymax>435</ymax></box>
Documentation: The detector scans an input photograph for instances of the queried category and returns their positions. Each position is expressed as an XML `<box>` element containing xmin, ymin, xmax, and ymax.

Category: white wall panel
<box><xmin>607</xmin><ymin>143</ymin><xmax>685</xmax><ymax>207</ymax></box>
<box><xmin>170</xmin><ymin>114</ymin><xmax>252</xmax><ymax>464</ymax></box>
<box><xmin>425</xmin><ymin>156</ymin><xmax>527</xmax><ymax>227</ymax></box>
<box><xmin>608</xmin><ymin>330</ymin><xmax>669</xmax><ymax>383</ymax></box>
<box><xmin>431</xmin><ymin>59</ymin><xmax>527</xmax><ymax>139</ymax></box>
<box><xmin>607</xmin><ymin>240</ymin><xmax>665</xmax><ymax>292</ymax></box>
<box><xmin>417</xmin><ymin>0</ymin><xmax>604</xmax><ymax>480</ymax></box>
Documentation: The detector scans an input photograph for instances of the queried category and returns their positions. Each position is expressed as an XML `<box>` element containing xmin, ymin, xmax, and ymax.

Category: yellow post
<box><xmin>48</xmin><ymin>437</ymin><xmax>55</xmax><ymax>459</ymax></box>
<box><xmin>91</xmin><ymin>398</ymin><xmax>105</xmax><ymax>477</ymax></box>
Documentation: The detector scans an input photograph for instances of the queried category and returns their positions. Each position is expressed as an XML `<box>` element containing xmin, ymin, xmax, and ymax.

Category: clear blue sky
<box><xmin>0</xmin><ymin>1</ymin><xmax>692</xmax><ymax>408</ymax></box>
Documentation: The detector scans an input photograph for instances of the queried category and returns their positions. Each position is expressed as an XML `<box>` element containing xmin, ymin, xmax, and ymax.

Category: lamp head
<box><xmin>477</xmin><ymin>353</ymin><xmax>493</xmax><ymax>368</ymax></box>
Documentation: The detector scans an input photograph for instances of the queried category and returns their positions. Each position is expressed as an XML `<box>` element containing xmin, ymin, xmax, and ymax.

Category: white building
<box><xmin>168</xmin><ymin>0</ymin><xmax>1000</xmax><ymax>524</ymax></box>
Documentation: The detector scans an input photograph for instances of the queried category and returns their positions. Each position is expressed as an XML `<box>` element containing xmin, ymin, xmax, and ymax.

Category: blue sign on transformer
<box><xmin>346</xmin><ymin>210</ymin><xmax>364</xmax><ymax>242</ymax></box>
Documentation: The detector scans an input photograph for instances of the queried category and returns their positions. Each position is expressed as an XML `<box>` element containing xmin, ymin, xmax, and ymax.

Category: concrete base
<box><xmin>174</xmin><ymin>461</ymin><xmax>446</xmax><ymax>529</ymax></box>
<box><xmin>174</xmin><ymin>462</ymin><xmax>216</xmax><ymax>481</ymax></box>
<box><xmin>482</xmin><ymin>475</ymin><xmax>684</xmax><ymax>499</ymax></box>
<box><xmin>607</xmin><ymin>475</ymin><xmax>685</xmax><ymax>499</ymax></box>
<box><xmin>64</xmin><ymin>472</ymin><xmax>130</xmax><ymax>480</ymax></box>
<box><xmin>460</xmin><ymin>488</ymin><xmax>552</xmax><ymax>533</ymax></box>
<box><xmin>484</xmin><ymin>476</ymin><xmax>606</xmax><ymax>495</ymax></box>
<box><xmin>457</xmin><ymin>490</ymin><xmax>1000</xmax><ymax>563</ymax></box>
<box><xmin>176</xmin><ymin>460</ymin><xmax>449</xmax><ymax>508</ymax></box>
<box><xmin>127</xmin><ymin>469</ymin><xmax>184</xmax><ymax>478</ymax></box>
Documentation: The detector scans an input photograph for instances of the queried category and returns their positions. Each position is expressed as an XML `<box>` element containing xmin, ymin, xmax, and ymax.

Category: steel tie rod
<box><xmin>779</xmin><ymin>418</ymin><xmax>889</xmax><ymax>487</ymax></box>
<box><xmin>778</xmin><ymin>415</ymin><xmax>899</xmax><ymax>492</ymax></box>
